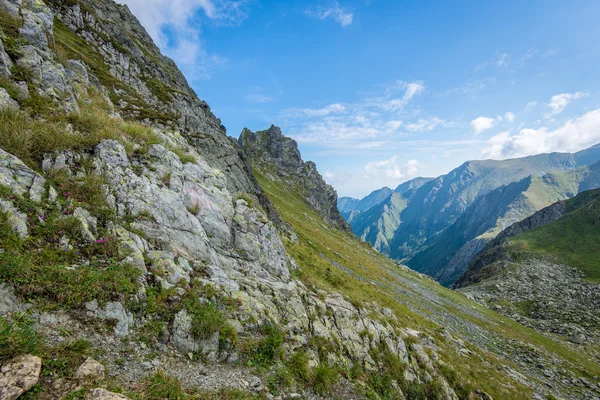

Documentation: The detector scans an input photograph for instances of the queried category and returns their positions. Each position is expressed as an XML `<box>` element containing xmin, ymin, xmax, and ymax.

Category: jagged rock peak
<box><xmin>239</xmin><ymin>125</ymin><xmax>351</xmax><ymax>232</ymax></box>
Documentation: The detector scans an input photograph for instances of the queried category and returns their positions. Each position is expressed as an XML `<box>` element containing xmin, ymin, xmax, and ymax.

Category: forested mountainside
<box><xmin>0</xmin><ymin>1</ymin><xmax>599</xmax><ymax>399</ymax></box>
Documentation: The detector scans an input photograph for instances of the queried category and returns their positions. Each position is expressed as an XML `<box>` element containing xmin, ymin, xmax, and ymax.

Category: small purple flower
<box><xmin>9</xmin><ymin>195</ymin><xmax>13</xmax><ymax>199</ymax></box>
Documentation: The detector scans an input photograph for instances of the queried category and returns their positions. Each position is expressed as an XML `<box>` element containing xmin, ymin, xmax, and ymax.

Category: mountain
<box><xmin>0</xmin><ymin>0</ymin><xmax>599</xmax><ymax>399</ymax></box>
<box><xmin>456</xmin><ymin>189</ymin><xmax>600</xmax><ymax>344</ymax></box>
<box><xmin>338</xmin><ymin>177</ymin><xmax>433</xmax><ymax>256</ymax></box>
<box><xmin>341</xmin><ymin>148</ymin><xmax>600</xmax><ymax>283</ymax></box>
<box><xmin>407</xmin><ymin>161</ymin><xmax>600</xmax><ymax>286</ymax></box>
<box><xmin>339</xmin><ymin>186</ymin><xmax>392</xmax><ymax>220</ymax></box>
<box><xmin>238</xmin><ymin>125</ymin><xmax>350</xmax><ymax>232</ymax></box>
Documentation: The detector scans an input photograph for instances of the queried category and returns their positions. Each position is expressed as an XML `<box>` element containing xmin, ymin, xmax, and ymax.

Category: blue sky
<box><xmin>119</xmin><ymin>0</ymin><xmax>600</xmax><ymax>198</ymax></box>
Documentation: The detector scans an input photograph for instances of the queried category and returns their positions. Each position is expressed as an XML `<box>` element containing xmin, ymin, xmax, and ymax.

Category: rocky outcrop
<box><xmin>239</xmin><ymin>125</ymin><xmax>350</xmax><ymax>232</ymax></box>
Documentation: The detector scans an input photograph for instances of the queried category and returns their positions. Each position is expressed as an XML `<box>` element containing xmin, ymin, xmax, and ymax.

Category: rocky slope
<box><xmin>239</xmin><ymin>125</ymin><xmax>350</xmax><ymax>232</ymax></box>
<box><xmin>0</xmin><ymin>1</ymin><xmax>599</xmax><ymax>399</ymax></box>
<box><xmin>456</xmin><ymin>189</ymin><xmax>600</xmax><ymax>346</ymax></box>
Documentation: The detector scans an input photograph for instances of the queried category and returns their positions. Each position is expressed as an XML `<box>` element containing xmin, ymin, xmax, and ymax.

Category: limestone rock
<box><xmin>0</xmin><ymin>283</ymin><xmax>26</xmax><ymax>315</ymax></box>
<box><xmin>0</xmin><ymin>88</ymin><xmax>18</xmax><ymax>110</ymax></box>
<box><xmin>74</xmin><ymin>358</ymin><xmax>105</xmax><ymax>383</ymax></box>
<box><xmin>97</xmin><ymin>302</ymin><xmax>133</xmax><ymax>337</ymax></box>
<box><xmin>0</xmin><ymin>355</ymin><xmax>42</xmax><ymax>400</ymax></box>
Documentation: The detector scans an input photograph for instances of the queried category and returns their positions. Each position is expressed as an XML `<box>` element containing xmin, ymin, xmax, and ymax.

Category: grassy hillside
<box><xmin>511</xmin><ymin>195</ymin><xmax>600</xmax><ymax>281</ymax></box>
<box><xmin>407</xmin><ymin>168</ymin><xmax>591</xmax><ymax>286</ymax></box>
<box><xmin>256</xmin><ymin>172</ymin><xmax>600</xmax><ymax>399</ymax></box>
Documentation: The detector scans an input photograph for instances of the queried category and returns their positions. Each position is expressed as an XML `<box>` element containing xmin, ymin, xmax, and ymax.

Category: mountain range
<box><xmin>339</xmin><ymin>145</ymin><xmax>600</xmax><ymax>286</ymax></box>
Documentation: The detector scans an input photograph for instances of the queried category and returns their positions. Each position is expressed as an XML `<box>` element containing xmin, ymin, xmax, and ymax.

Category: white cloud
<box><xmin>471</xmin><ymin>116</ymin><xmax>497</xmax><ymax>135</ymax></box>
<box><xmin>118</xmin><ymin>0</ymin><xmax>248</xmax><ymax>80</ymax></box>
<box><xmin>364</xmin><ymin>156</ymin><xmax>422</xmax><ymax>181</ymax></box>
<box><xmin>281</xmin><ymin>103</ymin><xmax>346</xmax><ymax>118</ymax></box>
<box><xmin>245</xmin><ymin>94</ymin><xmax>273</xmax><ymax>103</ymax></box>
<box><xmin>366</xmin><ymin>81</ymin><xmax>425</xmax><ymax>112</ymax></box>
<box><xmin>406</xmin><ymin>117</ymin><xmax>446</xmax><ymax>132</ymax></box>
<box><xmin>305</xmin><ymin>1</ymin><xmax>353</xmax><ymax>27</ymax></box>
<box><xmin>482</xmin><ymin>109</ymin><xmax>600</xmax><ymax>159</ymax></box>
<box><xmin>280</xmin><ymin>80</ymin><xmax>424</xmax><ymax>146</ymax></box>
<box><xmin>545</xmin><ymin>92</ymin><xmax>588</xmax><ymax>118</ymax></box>
<box><xmin>504</xmin><ymin>112</ymin><xmax>516</xmax><ymax>122</ymax></box>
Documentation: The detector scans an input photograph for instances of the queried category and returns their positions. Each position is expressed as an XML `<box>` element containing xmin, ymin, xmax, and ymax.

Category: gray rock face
<box><xmin>0</xmin><ymin>88</ymin><xmax>18</xmax><ymax>109</ymax></box>
<box><xmin>0</xmin><ymin>355</ymin><xmax>42</xmax><ymax>400</ymax></box>
<box><xmin>239</xmin><ymin>125</ymin><xmax>350</xmax><ymax>232</ymax></box>
<box><xmin>97</xmin><ymin>301</ymin><xmax>134</xmax><ymax>337</ymax></box>
<box><xmin>0</xmin><ymin>283</ymin><xmax>26</xmax><ymax>315</ymax></box>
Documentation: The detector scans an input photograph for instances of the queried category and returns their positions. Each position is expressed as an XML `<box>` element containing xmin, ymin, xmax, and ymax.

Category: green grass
<box><xmin>254</xmin><ymin>171</ymin><xmax>600</xmax><ymax>399</ymax></box>
<box><xmin>0</xmin><ymin>252</ymin><xmax>140</xmax><ymax>309</ymax></box>
<box><xmin>510</xmin><ymin>196</ymin><xmax>600</xmax><ymax>281</ymax></box>
<box><xmin>0</xmin><ymin>314</ymin><xmax>41</xmax><ymax>361</ymax></box>
<box><xmin>184</xmin><ymin>294</ymin><xmax>236</xmax><ymax>343</ymax></box>
<box><xmin>144</xmin><ymin>371</ymin><xmax>186</xmax><ymax>400</ymax></box>
<box><xmin>242</xmin><ymin>324</ymin><xmax>284</xmax><ymax>370</ymax></box>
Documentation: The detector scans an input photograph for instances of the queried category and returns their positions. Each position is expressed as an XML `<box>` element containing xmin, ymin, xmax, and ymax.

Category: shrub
<box><xmin>43</xmin><ymin>338</ymin><xmax>93</xmax><ymax>378</ymax></box>
<box><xmin>286</xmin><ymin>350</ymin><xmax>311</xmax><ymax>384</ymax></box>
<box><xmin>243</xmin><ymin>324</ymin><xmax>284</xmax><ymax>369</ymax></box>
<box><xmin>311</xmin><ymin>362</ymin><xmax>338</xmax><ymax>395</ymax></box>
<box><xmin>184</xmin><ymin>293</ymin><xmax>236</xmax><ymax>344</ymax></box>
<box><xmin>0</xmin><ymin>108</ymin><xmax>70</xmax><ymax>167</ymax></box>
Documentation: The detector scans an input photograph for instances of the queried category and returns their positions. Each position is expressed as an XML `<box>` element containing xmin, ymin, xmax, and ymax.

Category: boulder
<box><xmin>74</xmin><ymin>358</ymin><xmax>105</xmax><ymax>383</ymax></box>
<box><xmin>0</xmin><ymin>355</ymin><xmax>42</xmax><ymax>400</ymax></box>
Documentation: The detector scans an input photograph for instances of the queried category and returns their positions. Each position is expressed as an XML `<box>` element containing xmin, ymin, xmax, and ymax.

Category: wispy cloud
<box><xmin>245</xmin><ymin>94</ymin><xmax>274</xmax><ymax>103</ymax></box>
<box><xmin>524</xmin><ymin>101</ymin><xmax>537</xmax><ymax>112</ymax></box>
<box><xmin>118</xmin><ymin>0</ymin><xmax>249</xmax><ymax>80</ymax></box>
<box><xmin>406</xmin><ymin>117</ymin><xmax>446</xmax><ymax>132</ymax></box>
<box><xmin>545</xmin><ymin>92</ymin><xmax>588</xmax><ymax>118</ymax></box>
<box><xmin>304</xmin><ymin>1</ymin><xmax>353</xmax><ymax>27</ymax></box>
<box><xmin>279</xmin><ymin>80</ymin><xmax>424</xmax><ymax>146</ymax></box>
<box><xmin>436</xmin><ymin>79</ymin><xmax>490</xmax><ymax>98</ymax></box>
<box><xmin>496</xmin><ymin>53</ymin><xmax>510</xmax><ymax>67</ymax></box>
<box><xmin>482</xmin><ymin>109</ymin><xmax>600</xmax><ymax>159</ymax></box>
